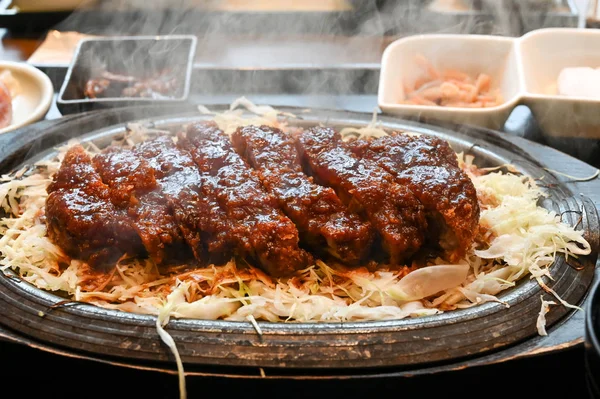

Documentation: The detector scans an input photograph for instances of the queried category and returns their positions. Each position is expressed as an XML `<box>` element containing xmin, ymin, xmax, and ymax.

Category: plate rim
<box><xmin>0</xmin><ymin>105</ymin><xmax>597</xmax><ymax>372</ymax></box>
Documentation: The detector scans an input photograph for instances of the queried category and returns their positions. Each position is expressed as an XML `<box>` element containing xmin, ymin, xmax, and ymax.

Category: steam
<box><xmin>51</xmin><ymin>0</ymin><xmax>583</xmax><ymax>112</ymax></box>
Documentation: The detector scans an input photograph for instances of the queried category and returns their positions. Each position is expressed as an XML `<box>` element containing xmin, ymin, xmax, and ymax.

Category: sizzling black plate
<box><xmin>0</xmin><ymin>105</ymin><xmax>598</xmax><ymax>378</ymax></box>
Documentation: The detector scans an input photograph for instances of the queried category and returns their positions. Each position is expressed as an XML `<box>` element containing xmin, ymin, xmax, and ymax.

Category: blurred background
<box><xmin>1</xmin><ymin>0</ymin><xmax>598</xmax><ymax>67</ymax></box>
<box><xmin>1</xmin><ymin>3</ymin><xmax>600</xmax><ymax>399</ymax></box>
<box><xmin>2</xmin><ymin>1</ymin><xmax>599</xmax><ymax>162</ymax></box>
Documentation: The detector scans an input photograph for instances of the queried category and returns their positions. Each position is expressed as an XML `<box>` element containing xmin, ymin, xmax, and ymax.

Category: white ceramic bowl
<box><xmin>519</xmin><ymin>28</ymin><xmax>600</xmax><ymax>143</ymax></box>
<box><xmin>378</xmin><ymin>28</ymin><xmax>600</xmax><ymax>141</ymax></box>
<box><xmin>378</xmin><ymin>34</ymin><xmax>523</xmax><ymax>130</ymax></box>
<box><xmin>0</xmin><ymin>61</ymin><xmax>54</xmax><ymax>135</ymax></box>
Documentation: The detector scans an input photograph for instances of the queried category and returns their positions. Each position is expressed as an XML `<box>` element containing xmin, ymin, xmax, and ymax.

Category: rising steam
<box><xmin>51</xmin><ymin>0</ymin><xmax>582</xmax><ymax>112</ymax></box>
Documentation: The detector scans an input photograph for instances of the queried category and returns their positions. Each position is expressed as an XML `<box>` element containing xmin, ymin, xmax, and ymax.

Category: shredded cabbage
<box><xmin>157</xmin><ymin>282</ymin><xmax>188</xmax><ymax>399</ymax></box>
<box><xmin>339</xmin><ymin>108</ymin><xmax>391</xmax><ymax>139</ymax></box>
<box><xmin>537</xmin><ymin>297</ymin><xmax>557</xmax><ymax>336</ymax></box>
<box><xmin>386</xmin><ymin>263</ymin><xmax>469</xmax><ymax>302</ymax></box>
<box><xmin>0</xmin><ymin>99</ymin><xmax>594</xmax><ymax>398</ymax></box>
<box><xmin>0</xmin><ymin>100</ymin><xmax>591</xmax><ymax>325</ymax></box>
<box><xmin>198</xmin><ymin>96</ymin><xmax>296</xmax><ymax>136</ymax></box>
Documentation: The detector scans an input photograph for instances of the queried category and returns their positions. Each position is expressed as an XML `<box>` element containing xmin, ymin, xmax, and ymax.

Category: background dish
<box><xmin>0</xmin><ymin>61</ymin><xmax>53</xmax><ymax>135</ymax></box>
<box><xmin>378</xmin><ymin>28</ymin><xmax>600</xmax><ymax>165</ymax></box>
<box><xmin>56</xmin><ymin>35</ymin><xmax>197</xmax><ymax>115</ymax></box>
<box><xmin>519</xmin><ymin>28</ymin><xmax>600</xmax><ymax>163</ymax></box>
<box><xmin>378</xmin><ymin>33</ymin><xmax>522</xmax><ymax>130</ymax></box>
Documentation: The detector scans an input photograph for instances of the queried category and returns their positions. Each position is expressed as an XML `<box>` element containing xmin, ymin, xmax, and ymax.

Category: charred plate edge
<box><xmin>0</xmin><ymin>107</ymin><xmax>597</xmax><ymax>371</ymax></box>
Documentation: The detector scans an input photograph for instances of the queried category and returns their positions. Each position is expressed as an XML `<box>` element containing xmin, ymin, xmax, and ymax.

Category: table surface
<box><xmin>0</xmin><ymin>27</ymin><xmax>597</xmax><ymax>399</ymax></box>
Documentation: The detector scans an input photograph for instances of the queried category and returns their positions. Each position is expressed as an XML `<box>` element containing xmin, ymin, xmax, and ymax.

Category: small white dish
<box><xmin>378</xmin><ymin>27</ymin><xmax>600</xmax><ymax>149</ymax></box>
<box><xmin>378</xmin><ymin>34</ymin><xmax>523</xmax><ymax>130</ymax></box>
<box><xmin>0</xmin><ymin>61</ymin><xmax>54</xmax><ymax>135</ymax></box>
<box><xmin>519</xmin><ymin>28</ymin><xmax>600</xmax><ymax>142</ymax></box>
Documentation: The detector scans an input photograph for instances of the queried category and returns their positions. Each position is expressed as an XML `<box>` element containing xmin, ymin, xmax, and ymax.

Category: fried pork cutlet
<box><xmin>348</xmin><ymin>133</ymin><xmax>480</xmax><ymax>260</ymax></box>
<box><xmin>232</xmin><ymin>125</ymin><xmax>374</xmax><ymax>264</ymax></box>
<box><xmin>45</xmin><ymin>145</ymin><xmax>143</xmax><ymax>268</ymax></box>
<box><xmin>134</xmin><ymin>135</ymin><xmax>234</xmax><ymax>265</ymax></box>
<box><xmin>296</xmin><ymin>126</ymin><xmax>427</xmax><ymax>264</ymax></box>
<box><xmin>182</xmin><ymin>122</ymin><xmax>313</xmax><ymax>277</ymax></box>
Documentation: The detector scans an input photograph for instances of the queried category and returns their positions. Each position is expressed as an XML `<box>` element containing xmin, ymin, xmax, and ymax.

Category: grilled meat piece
<box><xmin>93</xmin><ymin>145</ymin><xmax>190</xmax><ymax>265</ymax></box>
<box><xmin>84</xmin><ymin>68</ymin><xmax>178</xmax><ymax>99</ymax></box>
<box><xmin>232</xmin><ymin>125</ymin><xmax>373</xmax><ymax>264</ymax></box>
<box><xmin>182</xmin><ymin>122</ymin><xmax>313</xmax><ymax>277</ymax></box>
<box><xmin>92</xmin><ymin>147</ymin><xmax>156</xmax><ymax>207</ymax></box>
<box><xmin>296</xmin><ymin>127</ymin><xmax>427</xmax><ymax>264</ymax></box>
<box><xmin>348</xmin><ymin>133</ymin><xmax>480</xmax><ymax>260</ymax></box>
<box><xmin>347</xmin><ymin>133</ymin><xmax>459</xmax><ymax>169</ymax></box>
<box><xmin>45</xmin><ymin>123</ymin><xmax>478</xmax><ymax>275</ymax></box>
<box><xmin>45</xmin><ymin>145</ymin><xmax>143</xmax><ymax>268</ymax></box>
<box><xmin>133</xmin><ymin>135</ymin><xmax>234</xmax><ymax>264</ymax></box>
<box><xmin>83</xmin><ymin>78</ymin><xmax>110</xmax><ymax>99</ymax></box>
<box><xmin>120</xmin><ymin>69</ymin><xmax>178</xmax><ymax>99</ymax></box>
